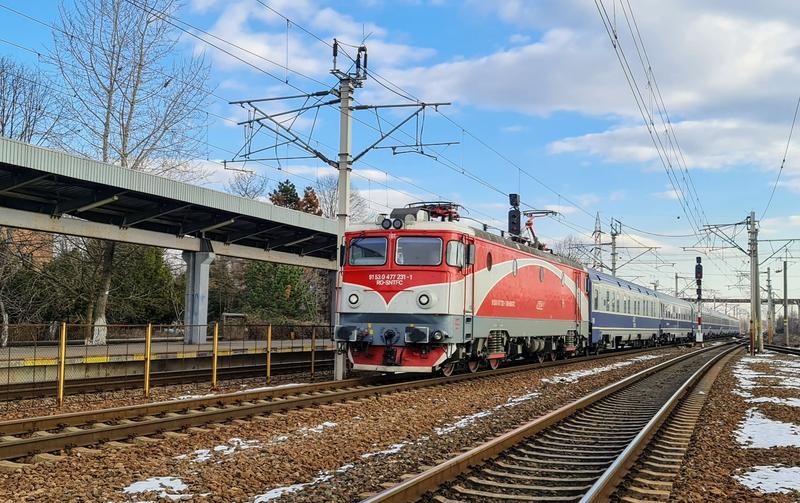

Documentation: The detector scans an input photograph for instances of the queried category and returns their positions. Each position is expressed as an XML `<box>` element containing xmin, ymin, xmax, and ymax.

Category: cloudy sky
<box><xmin>2</xmin><ymin>0</ymin><xmax>800</xmax><ymax>310</ymax></box>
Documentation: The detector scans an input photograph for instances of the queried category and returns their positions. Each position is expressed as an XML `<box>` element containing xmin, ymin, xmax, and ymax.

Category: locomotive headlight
<box><xmin>431</xmin><ymin>330</ymin><xmax>444</xmax><ymax>341</ymax></box>
<box><xmin>348</xmin><ymin>293</ymin><xmax>360</xmax><ymax>306</ymax></box>
<box><xmin>416</xmin><ymin>291</ymin><xmax>436</xmax><ymax>309</ymax></box>
<box><xmin>381</xmin><ymin>218</ymin><xmax>392</xmax><ymax>230</ymax></box>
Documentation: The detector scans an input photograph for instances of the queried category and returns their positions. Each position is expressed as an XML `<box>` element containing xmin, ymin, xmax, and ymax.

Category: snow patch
<box><xmin>123</xmin><ymin>476</ymin><xmax>189</xmax><ymax>501</ymax></box>
<box><xmin>434</xmin><ymin>410</ymin><xmax>492</xmax><ymax>436</ymax></box>
<box><xmin>735</xmin><ymin>408</ymin><xmax>800</xmax><ymax>448</ymax></box>
<box><xmin>298</xmin><ymin>421</ymin><xmax>337</xmax><ymax>435</ymax></box>
<box><xmin>361</xmin><ymin>442</ymin><xmax>408</xmax><ymax>458</ymax></box>
<box><xmin>175</xmin><ymin>438</ymin><xmax>261</xmax><ymax>463</ymax></box>
<box><xmin>747</xmin><ymin>396</ymin><xmax>800</xmax><ymax>407</ymax></box>
<box><xmin>252</xmin><ymin>474</ymin><xmax>332</xmax><ymax>502</ymax></box>
<box><xmin>735</xmin><ymin>465</ymin><xmax>800</xmax><ymax>494</ymax></box>
<box><xmin>541</xmin><ymin>354</ymin><xmax>661</xmax><ymax>384</ymax></box>
<box><xmin>239</xmin><ymin>383</ymin><xmax>307</xmax><ymax>392</ymax></box>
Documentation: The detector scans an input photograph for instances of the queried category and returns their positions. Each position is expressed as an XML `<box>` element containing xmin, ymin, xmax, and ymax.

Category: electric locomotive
<box><xmin>333</xmin><ymin>202</ymin><xmax>589</xmax><ymax>375</ymax></box>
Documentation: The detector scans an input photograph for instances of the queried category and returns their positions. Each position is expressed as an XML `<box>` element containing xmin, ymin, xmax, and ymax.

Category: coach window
<box><xmin>396</xmin><ymin>237</ymin><xmax>442</xmax><ymax>266</ymax></box>
<box><xmin>593</xmin><ymin>289</ymin><xmax>599</xmax><ymax>310</ymax></box>
<box><xmin>605</xmin><ymin>290</ymin><xmax>610</xmax><ymax>311</ymax></box>
<box><xmin>446</xmin><ymin>240</ymin><xmax>465</xmax><ymax>267</ymax></box>
<box><xmin>349</xmin><ymin>237</ymin><xmax>387</xmax><ymax>266</ymax></box>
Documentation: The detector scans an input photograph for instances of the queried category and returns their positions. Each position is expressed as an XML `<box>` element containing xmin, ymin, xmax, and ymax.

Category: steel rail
<box><xmin>0</xmin><ymin>359</ymin><xmax>334</xmax><ymax>401</ymax></box>
<box><xmin>0</xmin><ymin>343</ymin><xmax>698</xmax><ymax>459</ymax></box>
<box><xmin>0</xmin><ymin>343</ymin><xmax>689</xmax><ymax>436</ymax></box>
<box><xmin>361</xmin><ymin>342</ymin><xmax>738</xmax><ymax>503</ymax></box>
<box><xmin>580</xmin><ymin>344</ymin><xmax>741</xmax><ymax>501</ymax></box>
<box><xmin>764</xmin><ymin>344</ymin><xmax>800</xmax><ymax>356</ymax></box>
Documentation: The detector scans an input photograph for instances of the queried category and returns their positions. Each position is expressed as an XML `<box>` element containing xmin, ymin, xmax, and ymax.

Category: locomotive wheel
<box><xmin>440</xmin><ymin>362</ymin><xmax>456</xmax><ymax>377</ymax></box>
<box><xmin>536</xmin><ymin>352</ymin><xmax>546</xmax><ymax>364</ymax></box>
<box><xmin>467</xmin><ymin>358</ymin><xmax>480</xmax><ymax>373</ymax></box>
<box><xmin>548</xmin><ymin>350</ymin><xmax>557</xmax><ymax>362</ymax></box>
<box><xmin>488</xmin><ymin>358</ymin><xmax>501</xmax><ymax>370</ymax></box>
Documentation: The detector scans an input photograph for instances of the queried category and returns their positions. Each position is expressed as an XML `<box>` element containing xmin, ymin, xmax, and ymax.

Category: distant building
<box><xmin>2</xmin><ymin>228</ymin><xmax>54</xmax><ymax>266</ymax></box>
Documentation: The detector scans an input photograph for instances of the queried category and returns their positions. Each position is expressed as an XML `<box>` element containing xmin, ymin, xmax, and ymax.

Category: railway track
<box><xmin>764</xmin><ymin>344</ymin><xmax>800</xmax><ymax>357</ymax></box>
<box><xmin>0</xmin><ymin>343</ymin><xmax>694</xmax><ymax>465</ymax></box>
<box><xmin>0</xmin><ymin>358</ymin><xmax>334</xmax><ymax>401</ymax></box>
<box><xmin>363</xmin><ymin>342</ymin><xmax>740</xmax><ymax>503</ymax></box>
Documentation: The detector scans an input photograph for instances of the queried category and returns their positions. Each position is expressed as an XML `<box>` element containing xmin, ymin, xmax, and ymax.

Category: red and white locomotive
<box><xmin>334</xmin><ymin>202</ymin><xmax>589</xmax><ymax>375</ymax></box>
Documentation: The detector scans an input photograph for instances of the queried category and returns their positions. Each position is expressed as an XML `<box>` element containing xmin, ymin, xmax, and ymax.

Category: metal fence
<box><xmin>0</xmin><ymin>322</ymin><xmax>335</xmax><ymax>405</ymax></box>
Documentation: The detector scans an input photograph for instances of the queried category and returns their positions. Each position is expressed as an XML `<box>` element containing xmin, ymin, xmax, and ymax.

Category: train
<box><xmin>333</xmin><ymin>202</ymin><xmax>740</xmax><ymax>375</ymax></box>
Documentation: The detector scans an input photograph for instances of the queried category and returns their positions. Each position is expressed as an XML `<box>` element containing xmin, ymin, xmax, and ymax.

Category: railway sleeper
<box><xmin>466</xmin><ymin>476</ymin><xmax>591</xmax><ymax>494</ymax></box>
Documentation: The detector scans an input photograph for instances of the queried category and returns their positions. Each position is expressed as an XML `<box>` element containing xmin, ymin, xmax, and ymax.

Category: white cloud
<box><xmin>653</xmin><ymin>188</ymin><xmax>682</xmax><ymax>200</ymax></box>
<box><xmin>543</xmin><ymin>204</ymin><xmax>578</xmax><ymax>215</ymax></box>
<box><xmin>609</xmin><ymin>190</ymin><xmax>626</xmax><ymax>202</ymax></box>
<box><xmin>777</xmin><ymin>178</ymin><xmax>800</xmax><ymax>192</ymax></box>
<box><xmin>502</xmin><ymin>124</ymin><xmax>525</xmax><ymax>133</ymax></box>
<box><xmin>549</xmin><ymin>119</ymin><xmax>789</xmax><ymax>171</ymax></box>
<box><xmin>508</xmin><ymin>33</ymin><xmax>531</xmax><ymax>45</ymax></box>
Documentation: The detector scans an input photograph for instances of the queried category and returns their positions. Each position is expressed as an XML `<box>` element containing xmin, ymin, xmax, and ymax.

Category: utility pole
<box><xmin>610</xmin><ymin>219</ymin><xmax>621</xmax><ymax>277</ymax></box>
<box><xmin>332</xmin><ymin>70</ymin><xmax>357</xmax><ymax>381</ymax></box>
<box><xmin>784</xmin><ymin>260</ymin><xmax>789</xmax><ymax>347</ymax></box>
<box><xmin>675</xmin><ymin>272</ymin><xmax>679</xmax><ymax>297</ymax></box>
<box><xmin>592</xmin><ymin>212</ymin><xmax>603</xmax><ymax>271</ymax></box>
<box><xmin>766</xmin><ymin>267</ymin><xmax>774</xmax><ymax>345</ymax></box>
<box><xmin>748</xmin><ymin>211</ymin><xmax>762</xmax><ymax>354</ymax></box>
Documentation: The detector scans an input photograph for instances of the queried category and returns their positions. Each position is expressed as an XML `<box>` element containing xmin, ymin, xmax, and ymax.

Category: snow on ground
<box><xmin>123</xmin><ymin>476</ymin><xmax>191</xmax><ymax>501</ymax></box>
<box><xmin>298</xmin><ymin>421</ymin><xmax>337</xmax><ymax>435</ymax></box>
<box><xmin>732</xmin><ymin>352</ymin><xmax>800</xmax><ymax>399</ymax></box>
<box><xmin>734</xmin><ymin>465</ymin><xmax>800</xmax><ymax>494</ymax></box>
<box><xmin>433</xmin><ymin>390</ymin><xmax>541</xmax><ymax>436</ymax></box>
<box><xmin>250</xmin><ymin>464</ymin><xmax>354</xmax><ymax>502</ymax></box>
<box><xmin>175</xmin><ymin>438</ymin><xmax>261</xmax><ymax>463</ymax></box>
<box><xmin>361</xmin><ymin>442</ymin><xmax>409</xmax><ymax>458</ymax></box>
<box><xmin>541</xmin><ymin>354</ymin><xmax>662</xmax><ymax>384</ymax></box>
<box><xmin>735</xmin><ymin>408</ymin><xmax>800</xmax><ymax>449</ymax></box>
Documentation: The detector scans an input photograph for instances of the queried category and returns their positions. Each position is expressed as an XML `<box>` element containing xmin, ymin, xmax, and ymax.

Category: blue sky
<box><xmin>2</xmin><ymin>0</ymin><xmax>800</xmax><ymax>308</ymax></box>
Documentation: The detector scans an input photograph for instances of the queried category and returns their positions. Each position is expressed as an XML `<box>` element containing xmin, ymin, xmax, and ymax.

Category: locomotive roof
<box><xmin>347</xmin><ymin>219</ymin><xmax>584</xmax><ymax>270</ymax></box>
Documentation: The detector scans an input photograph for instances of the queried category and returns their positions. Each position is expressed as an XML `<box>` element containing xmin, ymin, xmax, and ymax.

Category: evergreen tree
<box><xmin>269</xmin><ymin>180</ymin><xmax>301</xmax><ymax>209</ymax></box>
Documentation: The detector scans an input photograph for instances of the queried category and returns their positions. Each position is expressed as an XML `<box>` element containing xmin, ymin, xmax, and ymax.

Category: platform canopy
<box><xmin>0</xmin><ymin>137</ymin><xmax>337</xmax><ymax>270</ymax></box>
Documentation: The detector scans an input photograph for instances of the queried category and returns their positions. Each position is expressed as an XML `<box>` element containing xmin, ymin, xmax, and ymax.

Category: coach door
<box><xmin>463</xmin><ymin>237</ymin><xmax>476</xmax><ymax>341</ymax></box>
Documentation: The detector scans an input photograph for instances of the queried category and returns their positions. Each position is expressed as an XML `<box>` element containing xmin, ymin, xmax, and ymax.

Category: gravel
<box><xmin>670</xmin><ymin>350</ymin><xmax>800</xmax><ymax>502</ymax></box>
<box><xmin>0</xmin><ymin>345</ymin><xmax>702</xmax><ymax>502</ymax></box>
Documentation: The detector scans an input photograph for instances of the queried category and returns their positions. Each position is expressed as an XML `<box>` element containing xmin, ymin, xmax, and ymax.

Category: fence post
<box><xmin>143</xmin><ymin>323</ymin><xmax>153</xmax><ymax>398</ymax></box>
<box><xmin>310</xmin><ymin>326</ymin><xmax>316</xmax><ymax>379</ymax></box>
<box><xmin>57</xmin><ymin>321</ymin><xmax>67</xmax><ymax>407</ymax></box>
<box><xmin>266</xmin><ymin>324</ymin><xmax>272</xmax><ymax>384</ymax></box>
<box><xmin>212</xmin><ymin>321</ymin><xmax>219</xmax><ymax>388</ymax></box>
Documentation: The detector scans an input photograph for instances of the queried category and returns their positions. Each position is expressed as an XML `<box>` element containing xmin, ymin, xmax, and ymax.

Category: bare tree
<box><xmin>227</xmin><ymin>171</ymin><xmax>268</xmax><ymax>200</ymax></box>
<box><xmin>550</xmin><ymin>235</ymin><xmax>588</xmax><ymax>265</ymax></box>
<box><xmin>315</xmin><ymin>175</ymin><xmax>371</xmax><ymax>222</ymax></box>
<box><xmin>0</xmin><ymin>57</ymin><xmax>67</xmax><ymax>145</ymax></box>
<box><xmin>50</xmin><ymin>0</ymin><xmax>210</xmax><ymax>344</ymax></box>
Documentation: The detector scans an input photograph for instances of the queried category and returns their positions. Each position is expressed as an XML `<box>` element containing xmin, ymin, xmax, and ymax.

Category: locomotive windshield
<box><xmin>349</xmin><ymin>237</ymin><xmax>387</xmax><ymax>265</ymax></box>
<box><xmin>396</xmin><ymin>237</ymin><xmax>442</xmax><ymax>266</ymax></box>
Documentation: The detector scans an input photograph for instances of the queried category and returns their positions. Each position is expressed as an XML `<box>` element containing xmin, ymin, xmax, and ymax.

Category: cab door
<box><xmin>462</xmin><ymin>237</ymin><xmax>476</xmax><ymax>341</ymax></box>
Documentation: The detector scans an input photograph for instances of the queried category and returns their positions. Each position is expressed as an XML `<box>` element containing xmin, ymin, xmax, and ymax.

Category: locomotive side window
<box><xmin>487</xmin><ymin>252</ymin><xmax>493</xmax><ymax>271</ymax></box>
<box><xmin>512</xmin><ymin>259</ymin><xmax>518</xmax><ymax>276</ymax></box>
<box><xmin>349</xmin><ymin>237</ymin><xmax>387</xmax><ymax>266</ymax></box>
<box><xmin>396</xmin><ymin>237</ymin><xmax>443</xmax><ymax>266</ymax></box>
<box><xmin>446</xmin><ymin>240</ymin><xmax>465</xmax><ymax>267</ymax></box>
<box><xmin>539</xmin><ymin>266</ymin><xmax>544</xmax><ymax>282</ymax></box>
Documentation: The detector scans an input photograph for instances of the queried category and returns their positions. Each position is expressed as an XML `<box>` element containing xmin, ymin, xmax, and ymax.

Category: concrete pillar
<box><xmin>182</xmin><ymin>250</ymin><xmax>215</xmax><ymax>344</ymax></box>
<box><xmin>330</xmin><ymin>269</ymin><xmax>347</xmax><ymax>380</ymax></box>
